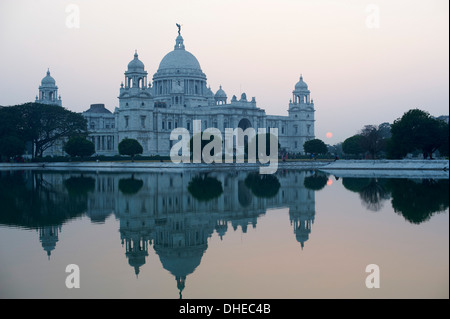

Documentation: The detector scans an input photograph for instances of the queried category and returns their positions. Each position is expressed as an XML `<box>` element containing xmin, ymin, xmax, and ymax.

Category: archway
<box><xmin>238</xmin><ymin>118</ymin><xmax>252</xmax><ymax>131</ymax></box>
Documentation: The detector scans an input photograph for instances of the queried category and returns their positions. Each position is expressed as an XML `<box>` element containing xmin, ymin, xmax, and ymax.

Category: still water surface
<box><xmin>0</xmin><ymin>169</ymin><xmax>448</xmax><ymax>298</ymax></box>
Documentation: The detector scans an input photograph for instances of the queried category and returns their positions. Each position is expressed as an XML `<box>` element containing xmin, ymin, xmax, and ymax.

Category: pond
<box><xmin>0</xmin><ymin>169</ymin><xmax>448</xmax><ymax>298</ymax></box>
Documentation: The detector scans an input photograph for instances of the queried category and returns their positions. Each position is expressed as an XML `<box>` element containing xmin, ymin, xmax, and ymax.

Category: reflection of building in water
<box><xmin>86</xmin><ymin>174</ymin><xmax>117</xmax><ymax>223</ymax></box>
<box><xmin>111</xmin><ymin>170</ymin><xmax>316</xmax><ymax>297</ymax></box>
<box><xmin>29</xmin><ymin>170</ymin><xmax>316</xmax><ymax>297</ymax></box>
<box><xmin>37</xmin><ymin>225</ymin><xmax>61</xmax><ymax>260</ymax></box>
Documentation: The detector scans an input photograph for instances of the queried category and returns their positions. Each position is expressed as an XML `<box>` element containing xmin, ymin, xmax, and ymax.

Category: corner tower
<box><xmin>288</xmin><ymin>75</ymin><xmax>315</xmax><ymax>153</ymax></box>
<box><xmin>35</xmin><ymin>69</ymin><xmax>62</xmax><ymax>106</ymax></box>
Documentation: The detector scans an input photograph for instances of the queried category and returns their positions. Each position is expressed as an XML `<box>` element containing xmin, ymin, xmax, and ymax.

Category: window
<box><xmin>294</xmin><ymin>125</ymin><xmax>298</xmax><ymax>134</ymax></box>
<box><xmin>175</xmin><ymin>121</ymin><xmax>178</xmax><ymax>128</ymax></box>
<box><xmin>307</xmin><ymin>125</ymin><xmax>311</xmax><ymax>134</ymax></box>
<box><xmin>141</xmin><ymin>116</ymin><xmax>146</xmax><ymax>128</ymax></box>
<box><xmin>281</xmin><ymin>126</ymin><xmax>285</xmax><ymax>134</ymax></box>
<box><xmin>168</xmin><ymin>121</ymin><xmax>172</xmax><ymax>130</ymax></box>
<box><xmin>162</xmin><ymin>121</ymin><xmax>165</xmax><ymax>130</ymax></box>
<box><xmin>125</xmin><ymin>116</ymin><xmax>129</xmax><ymax>128</ymax></box>
<box><xmin>187</xmin><ymin>122</ymin><xmax>191</xmax><ymax>131</ymax></box>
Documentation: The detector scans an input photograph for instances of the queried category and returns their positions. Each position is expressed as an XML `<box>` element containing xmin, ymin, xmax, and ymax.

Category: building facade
<box><xmin>83</xmin><ymin>31</ymin><xmax>316</xmax><ymax>156</ymax></box>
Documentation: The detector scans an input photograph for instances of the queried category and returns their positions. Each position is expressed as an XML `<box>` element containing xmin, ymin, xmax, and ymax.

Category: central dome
<box><xmin>158</xmin><ymin>50</ymin><xmax>202</xmax><ymax>72</ymax></box>
<box><xmin>157</xmin><ymin>35</ymin><xmax>203</xmax><ymax>73</ymax></box>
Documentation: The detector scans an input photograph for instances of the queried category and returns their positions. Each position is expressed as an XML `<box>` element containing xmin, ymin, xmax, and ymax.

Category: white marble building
<box><xmin>83</xmin><ymin>30</ymin><xmax>316</xmax><ymax>156</ymax></box>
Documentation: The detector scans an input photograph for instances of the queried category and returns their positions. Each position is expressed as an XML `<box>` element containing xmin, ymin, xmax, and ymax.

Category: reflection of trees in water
<box><xmin>359</xmin><ymin>179</ymin><xmax>390</xmax><ymax>212</ymax></box>
<box><xmin>118</xmin><ymin>176</ymin><xmax>144</xmax><ymax>195</ymax></box>
<box><xmin>343</xmin><ymin>177</ymin><xmax>449</xmax><ymax>221</ymax></box>
<box><xmin>64</xmin><ymin>176</ymin><xmax>95</xmax><ymax>196</ymax></box>
<box><xmin>342</xmin><ymin>178</ymin><xmax>390</xmax><ymax>212</ymax></box>
<box><xmin>187</xmin><ymin>174</ymin><xmax>223</xmax><ymax>202</ymax></box>
<box><xmin>0</xmin><ymin>171</ymin><xmax>90</xmax><ymax>228</ymax></box>
<box><xmin>303</xmin><ymin>172</ymin><xmax>328</xmax><ymax>191</ymax></box>
<box><xmin>386</xmin><ymin>178</ymin><xmax>449</xmax><ymax>224</ymax></box>
<box><xmin>238</xmin><ymin>180</ymin><xmax>252</xmax><ymax>207</ymax></box>
<box><xmin>244</xmin><ymin>173</ymin><xmax>280</xmax><ymax>198</ymax></box>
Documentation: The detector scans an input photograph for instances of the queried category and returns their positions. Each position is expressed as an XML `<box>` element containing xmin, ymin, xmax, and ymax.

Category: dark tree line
<box><xmin>341</xmin><ymin>109</ymin><xmax>448</xmax><ymax>159</ymax></box>
<box><xmin>0</xmin><ymin>103</ymin><xmax>88</xmax><ymax>159</ymax></box>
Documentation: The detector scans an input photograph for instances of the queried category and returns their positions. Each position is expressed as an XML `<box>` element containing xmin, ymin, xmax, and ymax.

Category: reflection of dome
<box><xmin>126</xmin><ymin>251</ymin><xmax>147</xmax><ymax>276</ymax></box>
<box><xmin>155</xmin><ymin>245</ymin><xmax>207</xmax><ymax>299</ymax></box>
<box><xmin>41</xmin><ymin>70</ymin><xmax>56</xmax><ymax>86</ymax></box>
<box><xmin>128</xmin><ymin>51</ymin><xmax>145</xmax><ymax>71</ymax></box>
<box><xmin>295</xmin><ymin>75</ymin><xmax>308</xmax><ymax>90</ymax></box>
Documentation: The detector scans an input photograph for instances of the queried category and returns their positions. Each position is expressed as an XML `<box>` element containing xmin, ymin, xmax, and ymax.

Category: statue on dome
<box><xmin>176</xmin><ymin>23</ymin><xmax>182</xmax><ymax>35</ymax></box>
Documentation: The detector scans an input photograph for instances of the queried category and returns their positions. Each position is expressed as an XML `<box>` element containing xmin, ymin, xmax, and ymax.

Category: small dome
<box><xmin>215</xmin><ymin>85</ymin><xmax>227</xmax><ymax>98</ymax></box>
<box><xmin>127</xmin><ymin>51</ymin><xmax>145</xmax><ymax>71</ymax></box>
<box><xmin>295</xmin><ymin>75</ymin><xmax>308</xmax><ymax>90</ymax></box>
<box><xmin>41</xmin><ymin>70</ymin><xmax>56</xmax><ymax>86</ymax></box>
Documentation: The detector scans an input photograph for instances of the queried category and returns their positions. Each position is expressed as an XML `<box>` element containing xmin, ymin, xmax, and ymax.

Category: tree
<box><xmin>377</xmin><ymin>122</ymin><xmax>392</xmax><ymax>139</ymax></box>
<box><xmin>303</xmin><ymin>139</ymin><xmax>328</xmax><ymax>155</ymax></box>
<box><xmin>187</xmin><ymin>174</ymin><xmax>223</xmax><ymax>202</ymax></box>
<box><xmin>389</xmin><ymin>109</ymin><xmax>448</xmax><ymax>159</ymax></box>
<box><xmin>64</xmin><ymin>137</ymin><xmax>95</xmax><ymax>159</ymax></box>
<box><xmin>0</xmin><ymin>136</ymin><xmax>25</xmax><ymax>160</ymax></box>
<box><xmin>247</xmin><ymin>133</ymin><xmax>280</xmax><ymax>158</ymax></box>
<box><xmin>386</xmin><ymin>178</ymin><xmax>449</xmax><ymax>224</ymax></box>
<box><xmin>342</xmin><ymin>135</ymin><xmax>364</xmax><ymax>156</ymax></box>
<box><xmin>359</xmin><ymin>125</ymin><xmax>385</xmax><ymax>159</ymax></box>
<box><xmin>437</xmin><ymin>119</ymin><xmax>449</xmax><ymax>157</ymax></box>
<box><xmin>303</xmin><ymin>173</ymin><xmax>328</xmax><ymax>191</ymax></box>
<box><xmin>244</xmin><ymin>172</ymin><xmax>280</xmax><ymax>198</ymax></box>
<box><xmin>0</xmin><ymin>103</ymin><xmax>88</xmax><ymax>158</ymax></box>
<box><xmin>118</xmin><ymin>176</ymin><xmax>144</xmax><ymax>195</ymax></box>
<box><xmin>189</xmin><ymin>132</ymin><xmax>222</xmax><ymax>160</ymax></box>
<box><xmin>118</xmin><ymin>138</ymin><xmax>143</xmax><ymax>161</ymax></box>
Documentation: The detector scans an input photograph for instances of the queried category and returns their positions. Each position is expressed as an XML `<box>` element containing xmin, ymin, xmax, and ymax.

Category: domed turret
<box><xmin>41</xmin><ymin>69</ymin><xmax>56</xmax><ymax>86</ymax></box>
<box><xmin>291</xmin><ymin>74</ymin><xmax>311</xmax><ymax>106</ymax></box>
<box><xmin>214</xmin><ymin>85</ymin><xmax>227</xmax><ymax>105</ymax></box>
<box><xmin>127</xmin><ymin>51</ymin><xmax>145</xmax><ymax>71</ymax></box>
<box><xmin>36</xmin><ymin>69</ymin><xmax>62</xmax><ymax>106</ymax></box>
<box><xmin>295</xmin><ymin>75</ymin><xmax>308</xmax><ymax>90</ymax></box>
<box><xmin>123</xmin><ymin>50</ymin><xmax>148</xmax><ymax>89</ymax></box>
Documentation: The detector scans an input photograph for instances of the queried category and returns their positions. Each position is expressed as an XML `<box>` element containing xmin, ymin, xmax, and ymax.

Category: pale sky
<box><xmin>0</xmin><ymin>0</ymin><xmax>448</xmax><ymax>144</ymax></box>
